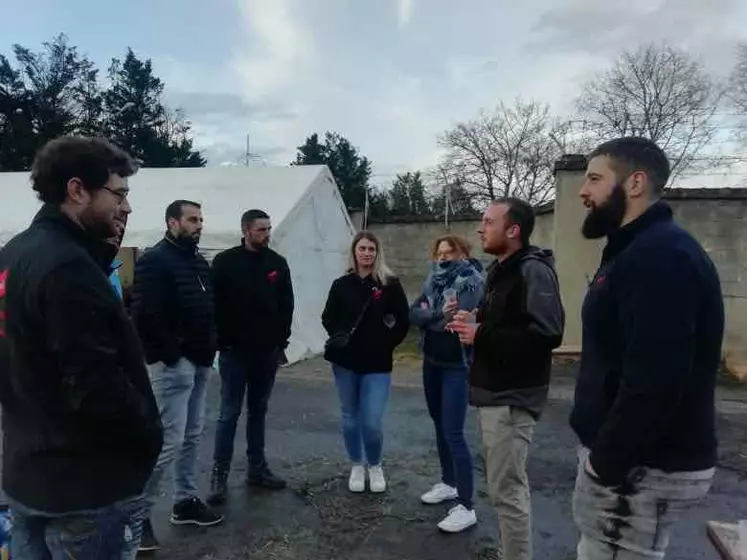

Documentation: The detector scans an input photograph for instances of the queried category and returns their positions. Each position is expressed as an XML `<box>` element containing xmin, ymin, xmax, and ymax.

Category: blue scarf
<box><xmin>425</xmin><ymin>259</ymin><xmax>480</xmax><ymax>312</ymax></box>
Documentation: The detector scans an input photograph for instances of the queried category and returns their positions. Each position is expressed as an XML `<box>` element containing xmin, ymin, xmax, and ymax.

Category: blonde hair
<box><xmin>347</xmin><ymin>230</ymin><xmax>396</xmax><ymax>286</ymax></box>
<box><xmin>430</xmin><ymin>234</ymin><xmax>472</xmax><ymax>260</ymax></box>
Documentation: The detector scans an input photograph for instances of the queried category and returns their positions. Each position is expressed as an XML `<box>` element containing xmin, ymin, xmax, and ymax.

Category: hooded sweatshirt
<box><xmin>469</xmin><ymin>245</ymin><xmax>565</xmax><ymax>419</ymax></box>
<box><xmin>409</xmin><ymin>258</ymin><xmax>485</xmax><ymax>368</ymax></box>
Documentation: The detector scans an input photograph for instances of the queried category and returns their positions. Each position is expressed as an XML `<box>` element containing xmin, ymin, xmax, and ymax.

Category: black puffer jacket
<box><xmin>0</xmin><ymin>205</ymin><xmax>162</xmax><ymax>513</ymax></box>
<box><xmin>130</xmin><ymin>235</ymin><xmax>217</xmax><ymax>367</ymax></box>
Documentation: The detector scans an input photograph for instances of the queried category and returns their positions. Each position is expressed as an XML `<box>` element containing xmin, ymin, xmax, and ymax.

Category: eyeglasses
<box><xmin>102</xmin><ymin>187</ymin><xmax>129</xmax><ymax>202</ymax></box>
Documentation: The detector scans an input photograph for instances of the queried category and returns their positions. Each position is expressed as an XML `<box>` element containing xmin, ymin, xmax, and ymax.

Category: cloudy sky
<box><xmin>4</xmin><ymin>0</ymin><xmax>747</xmax><ymax>186</ymax></box>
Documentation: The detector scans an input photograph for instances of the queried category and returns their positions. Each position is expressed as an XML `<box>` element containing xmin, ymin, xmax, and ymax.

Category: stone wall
<box><xmin>365</xmin><ymin>179</ymin><xmax>747</xmax><ymax>368</ymax></box>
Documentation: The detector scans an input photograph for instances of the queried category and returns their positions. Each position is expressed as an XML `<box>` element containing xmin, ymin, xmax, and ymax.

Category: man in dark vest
<box><xmin>447</xmin><ymin>197</ymin><xmax>564</xmax><ymax>560</ymax></box>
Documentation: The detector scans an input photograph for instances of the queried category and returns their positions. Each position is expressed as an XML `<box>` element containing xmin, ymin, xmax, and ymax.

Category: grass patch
<box><xmin>393</xmin><ymin>328</ymin><xmax>421</xmax><ymax>365</ymax></box>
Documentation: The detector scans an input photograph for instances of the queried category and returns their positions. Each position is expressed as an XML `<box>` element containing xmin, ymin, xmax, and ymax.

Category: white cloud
<box><xmin>396</xmin><ymin>0</ymin><xmax>415</xmax><ymax>29</ymax></box>
<box><xmin>232</xmin><ymin>0</ymin><xmax>315</xmax><ymax>100</ymax></box>
<box><xmin>149</xmin><ymin>0</ymin><xmax>747</xmax><ymax>186</ymax></box>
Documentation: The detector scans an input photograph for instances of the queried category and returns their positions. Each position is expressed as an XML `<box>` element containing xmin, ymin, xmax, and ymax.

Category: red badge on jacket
<box><xmin>0</xmin><ymin>270</ymin><xmax>7</xmax><ymax>299</ymax></box>
<box><xmin>372</xmin><ymin>287</ymin><xmax>382</xmax><ymax>301</ymax></box>
<box><xmin>267</xmin><ymin>270</ymin><xmax>278</xmax><ymax>283</ymax></box>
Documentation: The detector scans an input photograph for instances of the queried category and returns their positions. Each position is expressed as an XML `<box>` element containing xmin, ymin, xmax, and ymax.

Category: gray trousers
<box><xmin>573</xmin><ymin>447</ymin><xmax>713</xmax><ymax>559</ymax></box>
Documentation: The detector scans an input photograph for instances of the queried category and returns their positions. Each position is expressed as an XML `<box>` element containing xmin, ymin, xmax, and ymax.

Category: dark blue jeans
<box><xmin>423</xmin><ymin>361</ymin><xmax>474</xmax><ymax>509</ymax></box>
<box><xmin>9</xmin><ymin>494</ymin><xmax>147</xmax><ymax>560</ymax></box>
<box><xmin>213</xmin><ymin>348</ymin><xmax>279</xmax><ymax>472</ymax></box>
<box><xmin>332</xmin><ymin>364</ymin><xmax>391</xmax><ymax>466</ymax></box>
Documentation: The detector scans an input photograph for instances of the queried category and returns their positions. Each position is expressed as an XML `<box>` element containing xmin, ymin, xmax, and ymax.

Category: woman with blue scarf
<box><xmin>409</xmin><ymin>235</ymin><xmax>484</xmax><ymax>533</ymax></box>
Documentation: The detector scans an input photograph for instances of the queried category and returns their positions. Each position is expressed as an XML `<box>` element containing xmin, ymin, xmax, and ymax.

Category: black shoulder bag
<box><xmin>324</xmin><ymin>295</ymin><xmax>373</xmax><ymax>352</ymax></box>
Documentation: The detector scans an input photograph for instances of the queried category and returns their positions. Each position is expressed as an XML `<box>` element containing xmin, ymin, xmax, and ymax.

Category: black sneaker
<box><xmin>138</xmin><ymin>518</ymin><xmax>160</xmax><ymax>553</ymax></box>
<box><xmin>207</xmin><ymin>465</ymin><xmax>229</xmax><ymax>506</ymax></box>
<box><xmin>169</xmin><ymin>497</ymin><xmax>224</xmax><ymax>527</ymax></box>
<box><xmin>246</xmin><ymin>467</ymin><xmax>286</xmax><ymax>490</ymax></box>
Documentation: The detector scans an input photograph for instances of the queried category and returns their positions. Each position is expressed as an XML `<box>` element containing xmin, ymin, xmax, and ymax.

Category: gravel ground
<box><xmin>143</xmin><ymin>355</ymin><xmax>747</xmax><ymax>560</ymax></box>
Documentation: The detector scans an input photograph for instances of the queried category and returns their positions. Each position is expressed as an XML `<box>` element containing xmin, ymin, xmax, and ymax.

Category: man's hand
<box><xmin>445</xmin><ymin>320</ymin><xmax>479</xmax><ymax>345</ymax></box>
<box><xmin>442</xmin><ymin>299</ymin><xmax>458</xmax><ymax>315</ymax></box>
<box><xmin>451</xmin><ymin>309</ymin><xmax>476</xmax><ymax>323</ymax></box>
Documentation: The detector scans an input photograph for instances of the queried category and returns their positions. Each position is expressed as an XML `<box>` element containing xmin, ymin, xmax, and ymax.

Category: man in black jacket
<box><xmin>447</xmin><ymin>197</ymin><xmax>564</xmax><ymax>560</ymax></box>
<box><xmin>0</xmin><ymin>136</ymin><xmax>163</xmax><ymax>559</ymax></box>
<box><xmin>130</xmin><ymin>200</ymin><xmax>222</xmax><ymax>551</ymax></box>
<box><xmin>570</xmin><ymin>137</ymin><xmax>724</xmax><ymax>559</ymax></box>
<box><xmin>207</xmin><ymin>209</ymin><xmax>294</xmax><ymax>504</ymax></box>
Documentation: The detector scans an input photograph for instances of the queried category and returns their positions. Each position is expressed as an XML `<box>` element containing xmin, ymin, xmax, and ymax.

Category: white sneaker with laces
<box><xmin>437</xmin><ymin>505</ymin><xmax>477</xmax><ymax>533</ymax></box>
<box><xmin>421</xmin><ymin>482</ymin><xmax>458</xmax><ymax>504</ymax></box>
<box><xmin>368</xmin><ymin>465</ymin><xmax>387</xmax><ymax>493</ymax></box>
<box><xmin>348</xmin><ymin>465</ymin><xmax>365</xmax><ymax>493</ymax></box>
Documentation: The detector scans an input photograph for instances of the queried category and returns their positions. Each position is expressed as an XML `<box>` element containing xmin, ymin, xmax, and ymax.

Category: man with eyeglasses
<box><xmin>0</xmin><ymin>136</ymin><xmax>163</xmax><ymax>559</ymax></box>
<box><xmin>130</xmin><ymin>200</ymin><xmax>222</xmax><ymax>552</ymax></box>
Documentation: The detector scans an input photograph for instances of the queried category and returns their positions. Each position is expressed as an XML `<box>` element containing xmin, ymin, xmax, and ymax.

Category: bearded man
<box><xmin>130</xmin><ymin>200</ymin><xmax>222</xmax><ymax>552</ymax></box>
<box><xmin>570</xmin><ymin>137</ymin><xmax>725</xmax><ymax>559</ymax></box>
<box><xmin>0</xmin><ymin>136</ymin><xmax>162</xmax><ymax>559</ymax></box>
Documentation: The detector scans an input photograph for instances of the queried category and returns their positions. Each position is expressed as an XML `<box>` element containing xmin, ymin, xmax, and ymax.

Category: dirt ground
<box><xmin>145</xmin><ymin>350</ymin><xmax>747</xmax><ymax>560</ymax></box>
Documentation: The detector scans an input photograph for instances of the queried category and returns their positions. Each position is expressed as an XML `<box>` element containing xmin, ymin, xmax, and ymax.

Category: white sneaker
<box><xmin>348</xmin><ymin>465</ymin><xmax>365</xmax><ymax>493</ymax></box>
<box><xmin>368</xmin><ymin>465</ymin><xmax>386</xmax><ymax>493</ymax></box>
<box><xmin>421</xmin><ymin>482</ymin><xmax>458</xmax><ymax>504</ymax></box>
<box><xmin>437</xmin><ymin>505</ymin><xmax>477</xmax><ymax>533</ymax></box>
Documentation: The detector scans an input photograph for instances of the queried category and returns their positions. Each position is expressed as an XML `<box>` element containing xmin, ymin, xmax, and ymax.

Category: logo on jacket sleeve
<box><xmin>267</xmin><ymin>270</ymin><xmax>278</xmax><ymax>283</ymax></box>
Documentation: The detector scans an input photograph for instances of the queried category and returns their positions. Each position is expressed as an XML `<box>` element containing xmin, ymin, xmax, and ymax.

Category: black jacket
<box><xmin>0</xmin><ymin>205</ymin><xmax>163</xmax><ymax>513</ymax></box>
<box><xmin>130</xmin><ymin>235</ymin><xmax>217</xmax><ymax>367</ymax></box>
<box><xmin>570</xmin><ymin>201</ymin><xmax>724</xmax><ymax>487</ymax></box>
<box><xmin>469</xmin><ymin>246</ymin><xmax>565</xmax><ymax>418</ymax></box>
<box><xmin>322</xmin><ymin>272</ymin><xmax>410</xmax><ymax>374</ymax></box>
<box><xmin>212</xmin><ymin>244</ymin><xmax>294</xmax><ymax>353</ymax></box>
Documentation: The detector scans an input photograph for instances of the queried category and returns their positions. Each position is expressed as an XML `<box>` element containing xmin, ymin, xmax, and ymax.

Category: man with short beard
<box><xmin>447</xmin><ymin>197</ymin><xmax>564</xmax><ymax>560</ymax></box>
<box><xmin>0</xmin><ymin>136</ymin><xmax>163</xmax><ymax>559</ymax></box>
<box><xmin>207</xmin><ymin>209</ymin><xmax>294</xmax><ymax>505</ymax></box>
<box><xmin>130</xmin><ymin>200</ymin><xmax>222</xmax><ymax>551</ymax></box>
<box><xmin>570</xmin><ymin>137</ymin><xmax>724</xmax><ymax>559</ymax></box>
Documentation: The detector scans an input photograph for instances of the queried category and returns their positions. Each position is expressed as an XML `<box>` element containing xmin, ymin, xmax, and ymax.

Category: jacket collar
<box><xmin>163</xmin><ymin>232</ymin><xmax>199</xmax><ymax>257</ymax></box>
<box><xmin>602</xmin><ymin>200</ymin><xmax>673</xmax><ymax>263</ymax></box>
<box><xmin>32</xmin><ymin>204</ymin><xmax>114</xmax><ymax>272</ymax></box>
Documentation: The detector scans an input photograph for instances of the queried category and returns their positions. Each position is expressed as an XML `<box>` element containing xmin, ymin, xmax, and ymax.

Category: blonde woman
<box><xmin>321</xmin><ymin>231</ymin><xmax>410</xmax><ymax>494</ymax></box>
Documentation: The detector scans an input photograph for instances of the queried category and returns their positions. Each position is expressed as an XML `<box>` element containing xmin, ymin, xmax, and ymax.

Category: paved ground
<box><xmin>147</xmin><ymin>355</ymin><xmax>747</xmax><ymax>560</ymax></box>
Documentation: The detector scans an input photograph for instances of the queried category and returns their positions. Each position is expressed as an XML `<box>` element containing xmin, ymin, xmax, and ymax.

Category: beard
<box><xmin>175</xmin><ymin>228</ymin><xmax>200</xmax><ymax>247</ymax></box>
<box><xmin>79</xmin><ymin>206</ymin><xmax>119</xmax><ymax>240</ymax></box>
<box><xmin>581</xmin><ymin>182</ymin><xmax>627</xmax><ymax>239</ymax></box>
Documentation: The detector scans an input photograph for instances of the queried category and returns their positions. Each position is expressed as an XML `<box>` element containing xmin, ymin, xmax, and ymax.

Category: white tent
<box><xmin>0</xmin><ymin>165</ymin><xmax>355</xmax><ymax>364</ymax></box>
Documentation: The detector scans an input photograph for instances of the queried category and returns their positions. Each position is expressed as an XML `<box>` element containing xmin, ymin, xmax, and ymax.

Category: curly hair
<box><xmin>30</xmin><ymin>136</ymin><xmax>138</xmax><ymax>204</ymax></box>
<box><xmin>430</xmin><ymin>234</ymin><xmax>473</xmax><ymax>260</ymax></box>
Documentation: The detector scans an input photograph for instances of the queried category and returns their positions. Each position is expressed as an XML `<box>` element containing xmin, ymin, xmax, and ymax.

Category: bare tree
<box><xmin>728</xmin><ymin>42</ymin><xmax>747</xmax><ymax>143</ymax></box>
<box><xmin>437</xmin><ymin>99</ymin><xmax>563</xmax><ymax>205</ymax></box>
<box><xmin>576</xmin><ymin>43</ymin><xmax>722</xmax><ymax>179</ymax></box>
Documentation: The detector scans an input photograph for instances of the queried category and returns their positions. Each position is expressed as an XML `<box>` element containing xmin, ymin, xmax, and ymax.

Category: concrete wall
<box><xmin>366</xmin><ymin>165</ymin><xmax>747</xmax><ymax>367</ymax></box>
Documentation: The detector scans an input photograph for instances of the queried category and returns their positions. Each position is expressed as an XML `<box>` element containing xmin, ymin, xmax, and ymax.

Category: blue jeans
<box><xmin>9</xmin><ymin>494</ymin><xmax>147</xmax><ymax>560</ymax></box>
<box><xmin>213</xmin><ymin>348</ymin><xmax>280</xmax><ymax>471</ymax></box>
<box><xmin>144</xmin><ymin>358</ymin><xmax>210</xmax><ymax>508</ymax></box>
<box><xmin>332</xmin><ymin>364</ymin><xmax>391</xmax><ymax>466</ymax></box>
<box><xmin>423</xmin><ymin>361</ymin><xmax>474</xmax><ymax>509</ymax></box>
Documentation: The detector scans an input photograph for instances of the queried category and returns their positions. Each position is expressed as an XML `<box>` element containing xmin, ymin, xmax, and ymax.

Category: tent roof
<box><xmin>0</xmin><ymin>165</ymin><xmax>331</xmax><ymax>248</ymax></box>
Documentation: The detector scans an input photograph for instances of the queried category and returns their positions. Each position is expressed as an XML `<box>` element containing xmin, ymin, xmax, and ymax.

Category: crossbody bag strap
<box><xmin>348</xmin><ymin>294</ymin><xmax>374</xmax><ymax>336</ymax></box>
